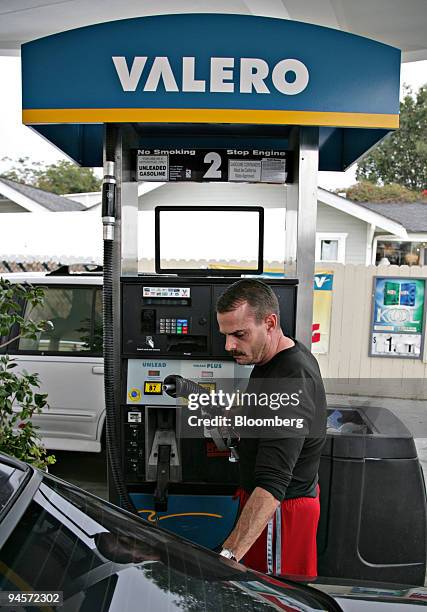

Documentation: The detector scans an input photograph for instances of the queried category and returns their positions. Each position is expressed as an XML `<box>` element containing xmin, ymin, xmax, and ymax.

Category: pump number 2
<box><xmin>203</xmin><ymin>152</ymin><xmax>222</xmax><ymax>179</ymax></box>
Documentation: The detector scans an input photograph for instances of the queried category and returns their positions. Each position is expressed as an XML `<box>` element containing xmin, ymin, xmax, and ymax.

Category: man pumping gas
<box><xmin>215</xmin><ymin>279</ymin><xmax>327</xmax><ymax>580</ymax></box>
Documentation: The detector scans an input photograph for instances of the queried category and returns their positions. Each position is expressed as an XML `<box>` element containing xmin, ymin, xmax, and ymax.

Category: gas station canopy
<box><xmin>2</xmin><ymin>0</ymin><xmax>427</xmax><ymax>62</ymax></box>
<box><xmin>21</xmin><ymin>13</ymin><xmax>401</xmax><ymax>169</ymax></box>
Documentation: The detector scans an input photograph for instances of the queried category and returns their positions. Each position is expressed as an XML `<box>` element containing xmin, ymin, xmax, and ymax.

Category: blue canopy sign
<box><xmin>20</xmin><ymin>14</ymin><xmax>401</xmax><ymax>167</ymax></box>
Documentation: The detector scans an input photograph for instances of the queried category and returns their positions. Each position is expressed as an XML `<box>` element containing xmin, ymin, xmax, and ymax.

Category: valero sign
<box><xmin>20</xmin><ymin>14</ymin><xmax>401</xmax><ymax>167</ymax></box>
<box><xmin>22</xmin><ymin>14</ymin><xmax>400</xmax><ymax>128</ymax></box>
<box><xmin>112</xmin><ymin>56</ymin><xmax>309</xmax><ymax>96</ymax></box>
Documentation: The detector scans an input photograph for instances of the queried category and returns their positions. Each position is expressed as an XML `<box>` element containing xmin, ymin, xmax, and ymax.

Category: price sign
<box><xmin>370</xmin><ymin>277</ymin><xmax>426</xmax><ymax>359</ymax></box>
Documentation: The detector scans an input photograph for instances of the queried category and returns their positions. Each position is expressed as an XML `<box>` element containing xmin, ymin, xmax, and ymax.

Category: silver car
<box><xmin>2</xmin><ymin>270</ymin><xmax>104</xmax><ymax>453</ymax></box>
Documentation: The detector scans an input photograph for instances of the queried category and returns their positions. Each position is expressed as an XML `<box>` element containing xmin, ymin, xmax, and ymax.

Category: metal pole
<box><xmin>119</xmin><ymin>124</ymin><xmax>139</xmax><ymax>276</ymax></box>
<box><xmin>287</xmin><ymin>127</ymin><xmax>319</xmax><ymax>348</ymax></box>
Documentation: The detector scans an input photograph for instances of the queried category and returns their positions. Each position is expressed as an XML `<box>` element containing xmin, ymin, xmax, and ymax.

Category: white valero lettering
<box><xmin>240</xmin><ymin>58</ymin><xmax>270</xmax><ymax>94</ymax></box>
<box><xmin>210</xmin><ymin>57</ymin><xmax>235</xmax><ymax>93</ymax></box>
<box><xmin>112</xmin><ymin>56</ymin><xmax>147</xmax><ymax>91</ymax></box>
<box><xmin>144</xmin><ymin>57</ymin><xmax>179</xmax><ymax>92</ymax></box>
<box><xmin>272</xmin><ymin>59</ymin><xmax>309</xmax><ymax>95</ymax></box>
<box><xmin>112</xmin><ymin>56</ymin><xmax>309</xmax><ymax>95</ymax></box>
<box><xmin>182</xmin><ymin>57</ymin><xmax>206</xmax><ymax>92</ymax></box>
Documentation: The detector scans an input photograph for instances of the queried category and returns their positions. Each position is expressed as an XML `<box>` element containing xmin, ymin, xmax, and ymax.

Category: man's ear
<box><xmin>265</xmin><ymin>313</ymin><xmax>277</xmax><ymax>331</ymax></box>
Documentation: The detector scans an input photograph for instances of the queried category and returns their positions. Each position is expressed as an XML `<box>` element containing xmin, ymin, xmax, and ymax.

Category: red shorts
<box><xmin>235</xmin><ymin>486</ymin><xmax>320</xmax><ymax>581</ymax></box>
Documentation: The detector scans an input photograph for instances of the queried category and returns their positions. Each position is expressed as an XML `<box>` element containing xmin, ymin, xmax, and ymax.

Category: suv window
<box><xmin>17</xmin><ymin>286</ymin><xmax>103</xmax><ymax>355</ymax></box>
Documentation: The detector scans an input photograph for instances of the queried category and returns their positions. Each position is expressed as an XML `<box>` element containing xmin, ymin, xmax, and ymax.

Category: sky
<box><xmin>0</xmin><ymin>56</ymin><xmax>426</xmax><ymax>190</ymax></box>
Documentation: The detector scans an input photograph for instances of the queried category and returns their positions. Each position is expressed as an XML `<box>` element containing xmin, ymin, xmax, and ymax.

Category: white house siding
<box><xmin>63</xmin><ymin>192</ymin><xmax>102</xmax><ymax>208</ymax></box>
<box><xmin>0</xmin><ymin>211</ymin><xmax>102</xmax><ymax>262</ymax></box>
<box><xmin>316</xmin><ymin>202</ymin><xmax>368</xmax><ymax>264</ymax></box>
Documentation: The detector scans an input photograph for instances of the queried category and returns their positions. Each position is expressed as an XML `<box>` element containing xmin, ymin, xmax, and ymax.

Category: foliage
<box><xmin>1</xmin><ymin>156</ymin><xmax>43</xmax><ymax>185</ymax></box>
<box><xmin>1</xmin><ymin>157</ymin><xmax>101</xmax><ymax>194</ymax></box>
<box><xmin>0</xmin><ymin>279</ymin><xmax>56</xmax><ymax>469</ymax></box>
<box><xmin>357</xmin><ymin>86</ymin><xmax>427</xmax><ymax>190</ymax></box>
<box><xmin>338</xmin><ymin>181</ymin><xmax>426</xmax><ymax>202</ymax></box>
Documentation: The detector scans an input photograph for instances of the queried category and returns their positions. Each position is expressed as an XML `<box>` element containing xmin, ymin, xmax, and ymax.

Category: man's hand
<box><xmin>222</xmin><ymin>487</ymin><xmax>279</xmax><ymax>561</ymax></box>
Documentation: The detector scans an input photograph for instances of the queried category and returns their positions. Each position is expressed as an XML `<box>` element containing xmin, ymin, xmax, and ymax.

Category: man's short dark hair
<box><xmin>216</xmin><ymin>279</ymin><xmax>280</xmax><ymax>323</ymax></box>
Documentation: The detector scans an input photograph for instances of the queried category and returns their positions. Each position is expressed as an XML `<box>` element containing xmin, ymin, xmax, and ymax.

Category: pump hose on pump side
<box><xmin>103</xmin><ymin>242</ymin><xmax>136</xmax><ymax>514</ymax></box>
<box><xmin>102</xmin><ymin>126</ymin><xmax>138</xmax><ymax>515</ymax></box>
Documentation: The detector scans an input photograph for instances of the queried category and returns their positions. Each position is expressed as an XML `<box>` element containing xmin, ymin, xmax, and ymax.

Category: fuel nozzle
<box><xmin>162</xmin><ymin>374</ymin><xmax>206</xmax><ymax>399</ymax></box>
<box><xmin>162</xmin><ymin>375</ymin><xmax>180</xmax><ymax>397</ymax></box>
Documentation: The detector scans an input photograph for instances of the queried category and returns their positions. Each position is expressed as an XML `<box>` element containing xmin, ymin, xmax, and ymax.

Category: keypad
<box><xmin>159</xmin><ymin>317</ymin><xmax>189</xmax><ymax>334</ymax></box>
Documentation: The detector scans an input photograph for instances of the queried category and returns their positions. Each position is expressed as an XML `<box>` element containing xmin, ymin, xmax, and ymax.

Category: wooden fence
<box><xmin>316</xmin><ymin>264</ymin><xmax>427</xmax><ymax>400</ymax></box>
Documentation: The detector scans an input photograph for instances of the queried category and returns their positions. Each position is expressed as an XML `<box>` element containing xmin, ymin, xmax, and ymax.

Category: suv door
<box><xmin>10</xmin><ymin>283</ymin><xmax>104</xmax><ymax>452</ymax></box>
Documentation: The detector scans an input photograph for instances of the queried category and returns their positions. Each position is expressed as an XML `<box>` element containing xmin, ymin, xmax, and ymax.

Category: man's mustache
<box><xmin>229</xmin><ymin>351</ymin><xmax>245</xmax><ymax>357</ymax></box>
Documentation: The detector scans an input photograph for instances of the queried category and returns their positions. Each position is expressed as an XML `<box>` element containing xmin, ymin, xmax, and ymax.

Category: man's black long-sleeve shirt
<box><xmin>238</xmin><ymin>339</ymin><xmax>327</xmax><ymax>501</ymax></box>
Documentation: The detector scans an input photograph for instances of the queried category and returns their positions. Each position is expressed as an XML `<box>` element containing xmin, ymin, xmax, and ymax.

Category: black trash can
<box><xmin>318</xmin><ymin>406</ymin><xmax>427</xmax><ymax>585</ymax></box>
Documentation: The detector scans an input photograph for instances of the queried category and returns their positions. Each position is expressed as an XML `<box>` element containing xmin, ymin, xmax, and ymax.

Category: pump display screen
<box><xmin>155</xmin><ymin>206</ymin><xmax>264</xmax><ymax>275</ymax></box>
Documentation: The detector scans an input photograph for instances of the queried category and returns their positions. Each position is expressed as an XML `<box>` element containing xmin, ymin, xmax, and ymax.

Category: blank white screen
<box><xmin>158</xmin><ymin>209</ymin><xmax>260</xmax><ymax>268</ymax></box>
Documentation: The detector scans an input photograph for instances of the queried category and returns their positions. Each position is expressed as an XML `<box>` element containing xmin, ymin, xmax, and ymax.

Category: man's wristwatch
<box><xmin>220</xmin><ymin>548</ymin><xmax>237</xmax><ymax>561</ymax></box>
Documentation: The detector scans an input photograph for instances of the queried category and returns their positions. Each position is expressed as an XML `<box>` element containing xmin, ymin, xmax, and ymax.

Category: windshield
<box><xmin>0</xmin><ymin>473</ymin><xmax>331</xmax><ymax>611</ymax></box>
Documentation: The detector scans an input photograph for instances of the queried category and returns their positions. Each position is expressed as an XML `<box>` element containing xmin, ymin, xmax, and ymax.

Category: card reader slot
<box><xmin>166</xmin><ymin>335</ymin><xmax>208</xmax><ymax>353</ymax></box>
<box><xmin>141</xmin><ymin>309</ymin><xmax>156</xmax><ymax>334</ymax></box>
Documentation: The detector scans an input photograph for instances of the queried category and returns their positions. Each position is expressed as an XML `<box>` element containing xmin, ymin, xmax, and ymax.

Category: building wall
<box><xmin>63</xmin><ymin>192</ymin><xmax>102</xmax><ymax>208</ymax></box>
<box><xmin>316</xmin><ymin>202</ymin><xmax>368</xmax><ymax>264</ymax></box>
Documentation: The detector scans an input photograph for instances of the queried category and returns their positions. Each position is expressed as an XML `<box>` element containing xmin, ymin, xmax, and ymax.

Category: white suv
<box><xmin>2</xmin><ymin>269</ymin><xmax>104</xmax><ymax>452</ymax></box>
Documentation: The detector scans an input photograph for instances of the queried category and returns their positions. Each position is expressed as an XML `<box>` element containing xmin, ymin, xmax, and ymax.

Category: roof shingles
<box><xmin>351</xmin><ymin>200</ymin><xmax>427</xmax><ymax>233</ymax></box>
<box><xmin>0</xmin><ymin>177</ymin><xmax>86</xmax><ymax>212</ymax></box>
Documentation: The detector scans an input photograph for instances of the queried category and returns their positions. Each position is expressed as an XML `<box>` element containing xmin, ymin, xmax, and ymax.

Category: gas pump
<box><xmin>99</xmin><ymin>123</ymin><xmax>303</xmax><ymax>549</ymax></box>
<box><xmin>101</xmin><ymin>133</ymin><xmax>301</xmax><ymax>548</ymax></box>
<box><xmin>120</xmin><ymin>271</ymin><xmax>297</xmax><ymax>548</ymax></box>
<box><xmin>20</xmin><ymin>11</ymin><xmax>405</xmax><ymax>573</ymax></box>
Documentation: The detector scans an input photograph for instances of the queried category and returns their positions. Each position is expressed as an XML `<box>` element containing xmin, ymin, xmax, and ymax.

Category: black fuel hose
<box><xmin>102</xmin><ymin>127</ymin><xmax>137</xmax><ymax>515</ymax></box>
<box><xmin>103</xmin><ymin>239</ymin><xmax>137</xmax><ymax>515</ymax></box>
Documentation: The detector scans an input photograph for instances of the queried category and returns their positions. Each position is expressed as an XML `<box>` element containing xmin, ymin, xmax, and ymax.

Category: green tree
<box><xmin>339</xmin><ymin>181</ymin><xmax>425</xmax><ymax>202</ymax></box>
<box><xmin>1</xmin><ymin>157</ymin><xmax>101</xmax><ymax>194</ymax></box>
<box><xmin>0</xmin><ymin>156</ymin><xmax>43</xmax><ymax>185</ymax></box>
<box><xmin>357</xmin><ymin>86</ymin><xmax>427</xmax><ymax>190</ymax></box>
<box><xmin>36</xmin><ymin>160</ymin><xmax>101</xmax><ymax>194</ymax></box>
